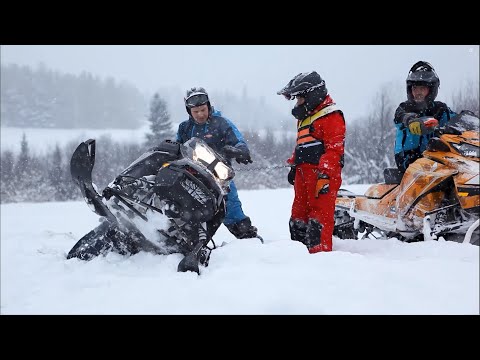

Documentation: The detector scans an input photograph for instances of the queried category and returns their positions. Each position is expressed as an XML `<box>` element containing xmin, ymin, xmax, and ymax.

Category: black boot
<box><xmin>225</xmin><ymin>217</ymin><xmax>258</xmax><ymax>239</ymax></box>
<box><xmin>305</xmin><ymin>219</ymin><xmax>322</xmax><ymax>249</ymax></box>
<box><xmin>289</xmin><ymin>218</ymin><xmax>307</xmax><ymax>245</ymax></box>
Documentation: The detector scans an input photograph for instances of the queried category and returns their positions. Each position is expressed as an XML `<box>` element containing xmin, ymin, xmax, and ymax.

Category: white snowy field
<box><xmin>0</xmin><ymin>126</ymin><xmax>151</xmax><ymax>155</ymax></box>
<box><xmin>1</xmin><ymin>185</ymin><xmax>478</xmax><ymax>315</ymax></box>
<box><xmin>0</xmin><ymin>126</ymin><xmax>296</xmax><ymax>155</ymax></box>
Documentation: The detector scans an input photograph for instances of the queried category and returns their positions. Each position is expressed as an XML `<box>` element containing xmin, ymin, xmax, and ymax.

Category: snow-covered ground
<box><xmin>0</xmin><ymin>126</ymin><xmax>151</xmax><ymax>155</ymax></box>
<box><xmin>1</xmin><ymin>185</ymin><xmax>478</xmax><ymax>315</ymax></box>
<box><xmin>0</xmin><ymin>126</ymin><xmax>296</xmax><ymax>155</ymax></box>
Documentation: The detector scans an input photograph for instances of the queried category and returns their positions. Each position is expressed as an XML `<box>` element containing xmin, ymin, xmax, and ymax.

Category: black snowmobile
<box><xmin>67</xmin><ymin>137</ymin><xmax>236</xmax><ymax>274</ymax></box>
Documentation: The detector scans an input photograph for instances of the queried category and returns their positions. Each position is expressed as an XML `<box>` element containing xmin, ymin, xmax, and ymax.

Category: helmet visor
<box><xmin>185</xmin><ymin>93</ymin><xmax>209</xmax><ymax>108</ymax></box>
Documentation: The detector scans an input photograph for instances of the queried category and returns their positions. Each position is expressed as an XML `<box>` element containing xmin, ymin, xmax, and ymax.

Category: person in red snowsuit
<box><xmin>277</xmin><ymin>71</ymin><xmax>346</xmax><ymax>253</ymax></box>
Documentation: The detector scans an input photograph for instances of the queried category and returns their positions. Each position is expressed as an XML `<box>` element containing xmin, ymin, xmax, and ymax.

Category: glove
<box><xmin>408</xmin><ymin>116</ymin><xmax>439</xmax><ymax>136</ymax></box>
<box><xmin>235</xmin><ymin>152</ymin><xmax>253</xmax><ymax>164</ymax></box>
<box><xmin>288</xmin><ymin>166</ymin><xmax>296</xmax><ymax>185</ymax></box>
<box><xmin>223</xmin><ymin>145</ymin><xmax>241</xmax><ymax>158</ymax></box>
<box><xmin>408</xmin><ymin>118</ymin><xmax>422</xmax><ymax>135</ymax></box>
<box><xmin>402</xmin><ymin>113</ymin><xmax>418</xmax><ymax>128</ymax></box>
<box><xmin>223</xmin><ymin>145</ymin><xmax>253</xmax><ymax>164</ymax></box>
<box><xmin>315</xmin><ymin>172</ymin><xmax>330</xmax><ymax>197</ymax></box>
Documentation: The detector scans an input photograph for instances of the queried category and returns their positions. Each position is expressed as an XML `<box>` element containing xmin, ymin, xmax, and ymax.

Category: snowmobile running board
<box><xmin>423</xmin><ymin>216</ymin><xmax>479</xmax><ymax>244</ymax></box>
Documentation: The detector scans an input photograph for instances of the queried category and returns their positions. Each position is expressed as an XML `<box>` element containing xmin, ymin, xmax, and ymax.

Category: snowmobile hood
<box><xmin>459</xmin><ymin>131</ymin><xmax>479</xmax><ymax>146</ymax></box>
<box><xmin>408</xmin><ymin>158</ymin><xmax>457</xmax><ymax>176</ymax></box>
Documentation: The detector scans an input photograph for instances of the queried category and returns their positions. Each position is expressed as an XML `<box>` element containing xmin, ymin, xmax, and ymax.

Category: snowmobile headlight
<box><xmin>450</xmin><ymin>142</ymin><xmax>479</xmax><ymax>158</ymax></box>
<box><xmin>192</xmin><ymin>143</ymin><xmax>217</xmax><ymax>164</ymax></box>
<box><xmin>213</xmin><ymin>162</ymin><xmax>231</xmax><ymax>181</ymax></box>
<box><xmin>191</xmin><ymin>142</ymin><xmax>233</xmax><ymax>181</ymax></box>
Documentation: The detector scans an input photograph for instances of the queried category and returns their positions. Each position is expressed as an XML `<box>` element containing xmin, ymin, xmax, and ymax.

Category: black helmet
<box><xmin>277</xmin><ymin>71</ymin><xmax>328</xmax><ymax>120</ymax></box>
<box><xmin>406</xmin><ymin>61</ymin><xmax>440</xmax><ymax>104</ymax></box>
<box><xmin>184</xmin><ymin>87</ymin><xmax>211</xmax><ymax>116</ymax></box>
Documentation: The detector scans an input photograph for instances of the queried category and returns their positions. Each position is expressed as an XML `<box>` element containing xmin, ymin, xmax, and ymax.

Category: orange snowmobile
<box><xmin>334</xmin><ymin>110</ymin><xmax>479</xmax><ymax>245</ymax></box>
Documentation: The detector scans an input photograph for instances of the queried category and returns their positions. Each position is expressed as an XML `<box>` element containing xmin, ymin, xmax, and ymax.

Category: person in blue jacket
<box><xmin>177</xmin><ymin>87</ymin><xmax>258</xmax><ymax>239</ymax></box>
<box><xmin>394</xmin><ymin>61</ymin><xmax>456</xmax><ymax>172</ymax></box>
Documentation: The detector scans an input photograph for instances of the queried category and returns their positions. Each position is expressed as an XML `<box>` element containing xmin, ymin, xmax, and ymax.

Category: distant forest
<box><xmin>0</xmin><ymin>63</ymin><xmax>288</xmax><ymax>130</ymax></box>
<box><xmin>1</xmin><ymin>63</ymin><xmax>146</xmax><ymax>128</ymax></box>
<box><xmin>1</xmin><ymin>64</ymin><xmax>478</xmax><ymax>203</ymax></box>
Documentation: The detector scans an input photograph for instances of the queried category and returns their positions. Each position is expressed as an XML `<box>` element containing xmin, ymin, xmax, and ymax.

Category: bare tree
<box><xmin>451</xmin><ymin>79</ymin><xmax>480</xmax><ymax>116</ymax></box>
<box><xmin>342</xmin><ymin>83</ymin><xmax>396</xmax><ymax>184</ymax></box>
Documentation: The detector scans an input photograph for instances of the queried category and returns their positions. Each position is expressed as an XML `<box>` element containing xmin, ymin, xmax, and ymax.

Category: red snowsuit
<box><xmin>287</xmin><ymin>95</ymin><xmax>346</xmax><ymax>253</ymax></box>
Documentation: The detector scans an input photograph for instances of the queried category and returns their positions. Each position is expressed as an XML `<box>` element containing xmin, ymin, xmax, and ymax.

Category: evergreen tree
<box><xmin>13</xmin><ymin>133</ymin><xmax>43</xmax><ymax>202</ymax></box>
<box><xmin>50</xmin><ymin>144</ymin><xmax>69</xmax><ymax>201</ymax></box>
<box><xmin>1</xmin><ymin>150</ymin><xmax>16</xmax><ymax>202</ymax></box>
<box><xmin>16</xmin><ymin>133</ymin><xmax>30</xmax><ymax>181</ymax></box>
<box><xmin>145</xmin><ymin>93</ymin><xmax>174</xmax><ymax>148</ymax></box>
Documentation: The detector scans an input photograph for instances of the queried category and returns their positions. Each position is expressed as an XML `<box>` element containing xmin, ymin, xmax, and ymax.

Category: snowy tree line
<box><xmin>1</xmin><ymin>71</ymin><xmax>477</xmax><ymax>203</ymax></box>
<box><xmin>1</xmin><ymin>63</ymin><xmax>146</xmax><ymax>128</ymax></box>
<box><xmin>0</xmin><ymin>129</ymin><xmax>295</xmax><ymax>203</ymax></box>
<box><xmin>1</xmin><ymin>63</ymin><xmax>288</xmax><ymax>131</ymax></box>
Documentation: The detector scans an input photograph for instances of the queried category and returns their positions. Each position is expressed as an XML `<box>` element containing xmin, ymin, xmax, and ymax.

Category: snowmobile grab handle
<box><xmin>413</xmin><ymin>116</ymin><xmax>439</xmax><ymax>135</ymax></box>
<box><xmin>423</xmin><ymin>117</ymin><xmax>439</xmax><ymax>128</ymax></box>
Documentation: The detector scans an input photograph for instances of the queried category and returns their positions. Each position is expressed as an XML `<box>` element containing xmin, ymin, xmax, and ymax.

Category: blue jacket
<box><xmin>394</xmin><ymin>100</ymin><xmax>456</xmax><ymax>155</ymax></box>
<box><xmin>176</xmin><ymin>108</ymin><xmax>250</xmax><ymax>161</ymax></box>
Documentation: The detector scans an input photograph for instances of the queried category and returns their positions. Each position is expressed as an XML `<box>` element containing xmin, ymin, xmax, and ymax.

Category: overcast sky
<box><xmin>1</xmin><ymin>45</ymin><xmax>478</xmax><ymax>121</ymax></box>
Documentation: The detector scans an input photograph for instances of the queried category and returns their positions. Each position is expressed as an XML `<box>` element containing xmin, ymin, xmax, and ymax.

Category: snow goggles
<box><xmin>185</xmin><ymin>93</ymin><xmax>209</xmax><ymax>108</ymax></box>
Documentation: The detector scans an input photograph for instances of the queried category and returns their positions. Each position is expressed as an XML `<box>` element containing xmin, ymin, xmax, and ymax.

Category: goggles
<box><xmin>283</xmin><ymin>93</ymin><xmax>305</xmax><ymax>101</ymax></box>
<box><xmin>185</xmin><ymin>93</ymin><xmax>209</xmax><ymax>108</ymax></box>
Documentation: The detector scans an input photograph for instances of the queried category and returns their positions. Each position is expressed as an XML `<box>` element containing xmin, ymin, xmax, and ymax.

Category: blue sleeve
<box><xmin>223</xmin><ymin>117</ymin><xmax>248</xmax><ymax>149</ymax></box>
<box><xmin>176</xmin><ymin>122</ymin><xmax>185</xmax><ymax>143</ymax></box>
<box><xmin>440</xmin><ymin>107</ymin><xmax>457</xmax><ymax>126</ymax></box>
<box><xmin>447</xmin><ymin>107</ymin><xmax>457</xmax><ymax>119</ymax></box>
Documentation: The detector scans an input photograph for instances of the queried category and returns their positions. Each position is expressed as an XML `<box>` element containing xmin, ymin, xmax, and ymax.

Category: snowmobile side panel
<box><xmin>364</xmin><ymin>184</ymin><xmax>398</xmax><ymax>199</ymax></box>
<box><xmin>337</xmin><ymin>188</ymin><xmax>363</xmax><ymax>198</ymax></box>
<box><xmin>154</xmin><ymin>165</ymin><xmax>218</xmax><ymax>224</ymax></box>
<box><xmin>355</xmin><ymin>187</ymin><xmax>399</xmax><ymax>220</ymax></box>
<box><xmin>354</xmin><ymin>208</ymin><xmax>397</xmax><ymax>232</ymax></box>
<box><xmin>454</xmin><ymin>184</ymin><xmax>480</xmax><ymax>210</ymax></box>
<box><xmin>397</xmin><ymin>158</ymin><xmax>456</xmax><ymax>220</ymax></box>
<box><xmin>336</xmin><ymin>197</ymin><xmax>355</xmax><ymax>211</ymax></box>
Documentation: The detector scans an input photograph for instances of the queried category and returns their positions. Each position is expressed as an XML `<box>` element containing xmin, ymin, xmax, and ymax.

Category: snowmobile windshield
<box><xmin>181</xmin><ymin>138</ymin><xmax>235</xmax><ymax>182</ymax></box>
<box><xmin>444</xmin><ymin>112</ymin><xmax>479</xmax><ymax>134</ymax></box>
<box><xmin>450</xmin><ymin>142</ymin><xmax>480</xmax><ymax>158</ymax></box>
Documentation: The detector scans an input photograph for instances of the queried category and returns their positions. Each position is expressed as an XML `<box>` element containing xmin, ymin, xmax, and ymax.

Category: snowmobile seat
<box><xmin>149</xmin><ymin>139</ymin><xmax>181</xmax><ymax>157</ymax></box>
<box><xmin>119</xmin><ymin>140</ymin><xmax>181</xmax><ymax>180</ymax></box>
<box><xmin>384</xmin><ymin>168</ymin><xmax>404</xmax><ymax>185</ymax></box>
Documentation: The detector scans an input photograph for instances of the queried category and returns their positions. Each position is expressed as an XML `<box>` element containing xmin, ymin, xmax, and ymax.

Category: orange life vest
<box><xmin>296</xmin><ymin>103</ymin><xmax>338</xmax><ymax>145</ymax></box>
